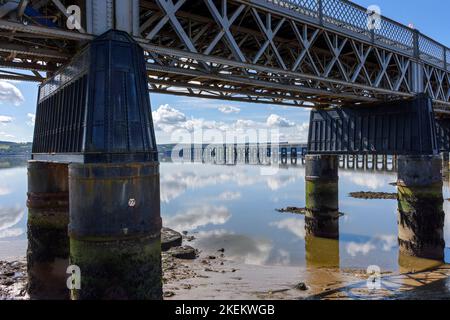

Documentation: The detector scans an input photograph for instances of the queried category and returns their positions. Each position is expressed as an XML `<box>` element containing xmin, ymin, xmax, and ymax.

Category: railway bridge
<box><xmin>0</xmin><ymin>0</ymin><xmax>449</xmax><ymax>299</ymax></box>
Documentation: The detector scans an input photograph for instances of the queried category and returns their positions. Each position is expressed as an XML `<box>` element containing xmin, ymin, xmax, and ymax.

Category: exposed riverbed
<box><xmin>1</xmin><ymin>159</ymin><xmax>450</xmax><ymax>299</ymax></box>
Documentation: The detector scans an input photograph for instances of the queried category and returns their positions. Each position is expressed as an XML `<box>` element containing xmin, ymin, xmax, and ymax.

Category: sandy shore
<box><xmin>2</xmin><ymin>230</ymin><xmax>450</xmax><ymax>300</ymax></box>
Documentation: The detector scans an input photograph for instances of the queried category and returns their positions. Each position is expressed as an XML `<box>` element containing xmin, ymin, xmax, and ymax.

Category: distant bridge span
<box><xmin>0</xmin><ymin>0</ymin><xmax>449</xmax><ymax>111</ymax></box>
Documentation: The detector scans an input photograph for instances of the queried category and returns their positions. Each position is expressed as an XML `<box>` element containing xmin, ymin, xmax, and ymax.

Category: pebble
<box><xmin>295</xmin><ymin>282</ymin><xmax>308</xmax><ymax>291</ymax></box>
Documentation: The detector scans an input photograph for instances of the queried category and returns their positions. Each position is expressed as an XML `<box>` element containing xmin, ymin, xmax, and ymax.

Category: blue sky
<box><xmin>0</xmin><ymin>0</ymin><xmax>449</xmax><ymax>144</ymax></box>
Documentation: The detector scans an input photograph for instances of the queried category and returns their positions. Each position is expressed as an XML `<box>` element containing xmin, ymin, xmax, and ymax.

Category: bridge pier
<box><xmin>305</xmin><ymin>155</ymin><xmax>339</xmax><ymax>239</ymax></box>
<box><xmin>397</xmin><ymin>155</ymin><xmax>445</xmax><ymax>261</ymax></box>
<box><xmin>291</xmin><ymin>148</ymin><xmax>297</xmax><ymax>158</ymax></box>
<box><xmin>382</xmin><ymin>155</ymin><xmax>388</xmax><ymax>171</ymax></box>
<box><xmin>346</xmin><ymin>155</ymin><xmax>355</xmax><ymax>170</ymax></box>
<box><xmin>69</xmin><ymin>162</ymin><xmax>162</xmax><ymax>300</ymax></box>
<box><xmin>29</xmin><ymin>30</ymin><xmax>162</xmax><ymax>300</ymax></box>
<box><xmin>27</xmin><ymin>161</ymin><xmax>70</xmax><ymax>300</ymax></box>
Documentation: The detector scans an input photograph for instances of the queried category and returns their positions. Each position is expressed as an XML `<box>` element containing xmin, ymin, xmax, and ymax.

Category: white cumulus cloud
<box><xmin>266</xmin><ymin>114</ymin><xmax>295</xmax><ymax>128</ymax></box>
<box><xmin>0</xmin><ymin>131</ymin><xmax>14</xmax><ymax>139</ymax></box>
<box><xmin>0</xmin><ymin>81</ymin><xmax>24</xmax><ymax>106</ymax></box>
<box><xmin>218</xmin><ymin>191</ymin><xmax>242</xmax><ymax>201</ymax></box>
<box><xmin>27</xmin><ymin>113</ymin><xmax>36</xmax><ymax>126</ymax></box>
<box><xmin>153</xmin><ymin>104</ymin><xmax>186</xmax><ymax>123</ymax></box>
<box><xmin>234</xmin><ymin>119</ymin><xmax>256</xmax><ymax>129</ymax></box>
<box><xmin>0</xmin><ymin>116</ymin><xmax>13</xmax><ymax>124</ymax></box>
<box><xmin>152</xmin><ymin>104</ymin><xmax>227</xmax><ymax>134</ymax></box>
<box><xmin>218</xmin><ymin>106</ymin><xmax>240</xmax><ymax>114</ymax></box>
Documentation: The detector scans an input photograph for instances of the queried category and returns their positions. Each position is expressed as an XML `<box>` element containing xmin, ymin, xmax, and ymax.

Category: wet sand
<box><xmin>2</xmin><ymin>244</ymin><xmax>450</xmax><ymax>300</ymax></box>
<box><xmin>163</xmin><ymin>246</ymin><xmax>450</xmax><ymax>300</ymax></box>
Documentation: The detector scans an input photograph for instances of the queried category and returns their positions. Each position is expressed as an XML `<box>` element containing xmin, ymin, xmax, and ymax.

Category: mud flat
<box><xmin>2</xmin><ymin>229</ymin><xmax>450</xmax><ymax>300</ymax></box>
<box><xmin>0</xmin><ymin>260</ymin><xmax>27</xmax><ymax>300</ymax></box>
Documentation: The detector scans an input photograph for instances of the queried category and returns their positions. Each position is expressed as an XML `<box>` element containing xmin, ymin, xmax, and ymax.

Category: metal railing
<box><xmin>265</xmin><ymin>0</ymin><xmax>449</xmax><ymax>71</ymax></box>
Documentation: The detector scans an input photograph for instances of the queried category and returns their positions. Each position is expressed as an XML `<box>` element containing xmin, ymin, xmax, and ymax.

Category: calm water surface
<box><xmin>0</xmin><ymin>157</ymin><xmax>449</xmax><ymax>273</ymax></box>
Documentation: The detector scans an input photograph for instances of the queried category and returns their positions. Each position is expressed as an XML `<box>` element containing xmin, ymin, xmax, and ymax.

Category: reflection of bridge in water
<box><xmin>168</xmin><ymin>143</ymin><xmax>306</xmax><ymax>163</ymax></box>
<box><xmin>168</xmin><ymin>144</ymin><xmax>398</xmax><ymax>172</ymax></box>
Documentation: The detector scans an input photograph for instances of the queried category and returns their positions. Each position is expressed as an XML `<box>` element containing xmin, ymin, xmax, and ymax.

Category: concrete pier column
<box><xmin>397</xmin><ymin>155</ymin><xmax>445</xmax><ymax>261</ymax></box>
<box><xmin>36</xmin><ymin>30</ymin><xmax>163</xmax><ymax>300</ymax></box>
<box><xmin>69</xmin><ymin>162</ymin><xmax>162</xmax><ymax>300</ymax></box>
<box><xmin>364</xmin><ymin>154</ymin><xmax>369</xmax><ymax>170</ymax></box>
<box><xmin>305</xmin><ymin>155</ymin><xmax>339</xmax><ymax>239</ymax></box>
<box><xmin>27</xmin><ymin>161</ymin><xmax>70</xmax><ymax>300</ymax></box>
<box><xmin>356</xmin><ymin>155</ymin><xmax>363</xmax><ymax>169</ymax></box>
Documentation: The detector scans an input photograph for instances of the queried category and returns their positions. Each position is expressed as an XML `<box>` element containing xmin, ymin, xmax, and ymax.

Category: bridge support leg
<box><xmin>397</xmin><ymin>155</ymin><xmax>445</xmax><ymax>261</ymax></box>
<box><xmin>27</xmin><ymin>161</ymin><xmax>69</xmax><ymax>300</ymax></box>
<box><xmin>305</xmin><ymin>155</ymin><xmax>339</xmax><ymax>239</ymax></box>
<box><xmin>68</xmin><ymin>162</ymin><xmax>162</xmax><ymax>300</ymax></box>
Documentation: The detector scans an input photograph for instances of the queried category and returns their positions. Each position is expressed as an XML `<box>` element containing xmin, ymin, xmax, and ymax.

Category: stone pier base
<box><xmin>397</xmin><ymin>155</ymin><xmax>445</xmax><ymax>261</ymax></box>
<box><xmin>27</xmin><ymin>161</ymin><xmax>70</xmax><ymax>300</ymax></box>
<box><xmin>305</xmin><ymin>155</ymin><xmax>339</xmax><ymax>239</ymax></box>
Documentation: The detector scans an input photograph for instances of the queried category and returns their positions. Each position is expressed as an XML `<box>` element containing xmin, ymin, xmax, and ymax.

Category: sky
<box><xmin>0</xmin><ymin>0</ymin><xmax>449</xmax><ymax>144</ymax></box>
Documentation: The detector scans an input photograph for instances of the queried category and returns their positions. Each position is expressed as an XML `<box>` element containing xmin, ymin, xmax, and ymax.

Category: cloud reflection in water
<box><xmin>195</xmin><ymin>229</ymin><xmax>273</xmax><ymax>266</ymax></box>
<box><xmin>0</xmin><ymin>206</ymin><xmax>24</xmax><ymax>239</ymax></box>
<box><xmin>163</xmin><ymin>205</ymin><xmax>231</xmax><ymax>231</ymax></box>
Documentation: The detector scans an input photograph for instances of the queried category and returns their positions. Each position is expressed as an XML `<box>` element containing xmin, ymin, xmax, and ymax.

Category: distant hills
<box><xmin>0</xmin><ymin>142</ymin><xmax>188</xmax><ymax>157</ymax></box>
<box><xmin>0</xmin><ymin>142</ymin><xmax>184</xmax><ymax>157</ymax></box>
<box><xmin>0</xmin><ymin>141</ymin><xmax>32</xmax><ymax>156</ymax></box>
<box><xmin>0</xmin><ymin>142</ymin><xmax>302</xmax><ymax>157</ymax></box>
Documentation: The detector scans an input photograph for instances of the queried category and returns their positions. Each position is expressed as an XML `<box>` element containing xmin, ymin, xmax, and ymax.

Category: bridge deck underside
<box><xmin>0</xmin><ymin>0</ymin><xmax>449</xmax><ymax>111</ymax></box>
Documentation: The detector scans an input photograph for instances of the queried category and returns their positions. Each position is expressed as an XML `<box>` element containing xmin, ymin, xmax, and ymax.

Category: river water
<box><xmin>0</xmin><ymin>156</ymin><xmax>449</xmax><ymax>284</ymax></box>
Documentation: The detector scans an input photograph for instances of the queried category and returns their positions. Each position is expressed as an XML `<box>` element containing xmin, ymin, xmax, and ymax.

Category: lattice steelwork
<box><xmin>0</xmin><ymin>0</ymin><xmax>449</xmax><ymax>112</ymax></box>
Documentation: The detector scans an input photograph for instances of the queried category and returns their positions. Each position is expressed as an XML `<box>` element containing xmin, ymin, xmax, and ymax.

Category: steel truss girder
<box><xmin>140</xmin><ymin>0</ymin><xmax>450</xmax><ymax>110</ymax></box>
<box><xmin>0</xmin><ymin>0</ymin><xmax>448</xmax><ymax>112</ymax></box>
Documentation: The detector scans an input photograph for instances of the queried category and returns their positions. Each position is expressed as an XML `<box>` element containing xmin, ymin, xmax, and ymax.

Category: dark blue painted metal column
<box><xmin>30</xmin><ymin>30</ymin><xmax>162</xmax><ymax>300</ymax></box>
<box><xmin>69</xmin><ymin>31</ymin><xmax>161</xmax><ymax>300</ymax></box>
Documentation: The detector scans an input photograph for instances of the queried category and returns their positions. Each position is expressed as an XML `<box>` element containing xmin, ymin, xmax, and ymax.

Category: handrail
<box><xmin>265</xmin><ymin>0</ymin><xmax>449</xmax><ymax>71</ymax></box>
